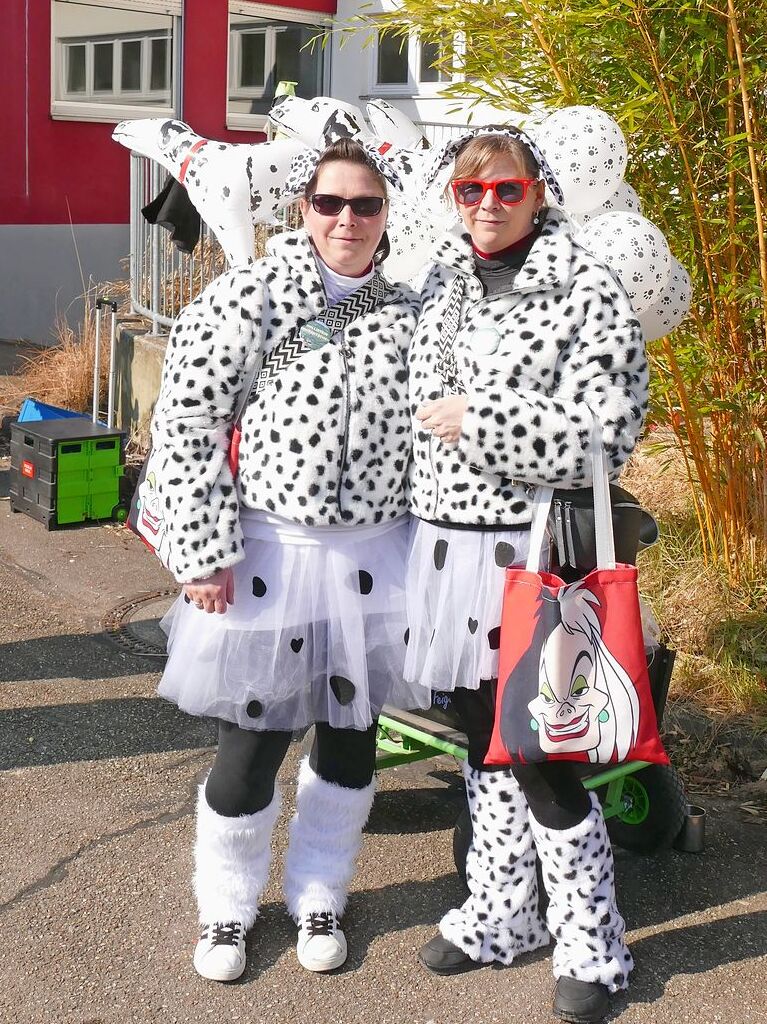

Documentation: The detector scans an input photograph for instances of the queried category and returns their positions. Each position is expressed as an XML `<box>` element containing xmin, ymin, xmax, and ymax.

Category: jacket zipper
<box><xmin>336</xmin><ymin>334</ymin><xmax>352</xmax><ymax>512</ymax></box>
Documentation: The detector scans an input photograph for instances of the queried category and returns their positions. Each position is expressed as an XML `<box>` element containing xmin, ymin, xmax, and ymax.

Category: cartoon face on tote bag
<box><xmin>498</xmin><ymin>579</ymin><xmax>644</xmax><ymax>764</ymax></box>
<box><xmin>134</xmin><ymin>471</ymin><xmax>171</xmax><ymax>565</ymax></box>
<box><xmin>526</xmin><ymin>582</ymin><xmax>640</xmax><ymax>760</ymax></box>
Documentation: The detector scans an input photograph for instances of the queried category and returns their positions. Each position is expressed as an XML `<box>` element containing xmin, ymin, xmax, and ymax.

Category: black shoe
<box><xmin>553</xmin><ymin>977</ymin><xmax>610</xmax><ymax>1022</ymax></box>
<box><xmin>418</xmin><ymin>934</ymin><xmax>484</xmax><ymax>975</ymax></box>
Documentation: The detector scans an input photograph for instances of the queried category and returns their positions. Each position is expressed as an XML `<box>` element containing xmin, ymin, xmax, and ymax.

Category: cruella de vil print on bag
<box><xmin>148</xmin><ymin>230</ymin><xmax>419</xmax><ymax>583</ymax></box>
<box><xmin>407</xmin><ymin>209</ymin><xmax>649</xmax><ymax>525</ymax></box>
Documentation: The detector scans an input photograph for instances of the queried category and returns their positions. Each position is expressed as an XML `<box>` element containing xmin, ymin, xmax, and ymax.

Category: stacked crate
<box><xmin>9</xmin><ymin>418</ymin><xmax>125</xmax><ymax>528</ymax></box>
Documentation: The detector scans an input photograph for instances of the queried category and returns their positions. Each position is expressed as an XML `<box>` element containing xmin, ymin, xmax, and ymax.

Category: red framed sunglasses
<box><xmin>451</xmin><ymin>178</ymin><xmax>540</xmax><ymax>207</ymax></box>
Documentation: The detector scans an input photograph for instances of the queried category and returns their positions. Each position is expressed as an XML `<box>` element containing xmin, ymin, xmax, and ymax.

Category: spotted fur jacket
<box><xmin>149</xmin><ymin>229</ymin><xmax>418</xmax><ymax>583</ymax></box>
<box><xmin>407</xmin><ymin>209</ymin><xmax>648</xmax><ymax>527</ymax></box>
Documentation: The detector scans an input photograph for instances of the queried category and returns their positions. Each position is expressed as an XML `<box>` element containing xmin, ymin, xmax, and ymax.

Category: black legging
<box><xmin>449</xmin><ymin>680</ymin><xmax>592</xmax><ymax>830</ymax></box>
<box><xmin>205</xmin><ymin>719</ymin><xmax>379</xmax><ymax>818</ymax></box>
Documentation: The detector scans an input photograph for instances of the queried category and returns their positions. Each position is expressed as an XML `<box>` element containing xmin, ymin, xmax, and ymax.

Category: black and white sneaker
<box><xmin>296</xmin><ymin>910</ymin><xmax>347</xmax><ymax>972</ymax></box>
<box><xmin>193</xmin><ymin>921</ymin><xmax>246</xmax><ymax>982</ymax></box>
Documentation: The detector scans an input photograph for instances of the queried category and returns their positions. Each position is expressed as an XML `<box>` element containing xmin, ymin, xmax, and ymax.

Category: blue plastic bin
<box><xmin>17</xmin><ymin>398</ymin><xmax>90</xmax><ymax>424</ymax></box>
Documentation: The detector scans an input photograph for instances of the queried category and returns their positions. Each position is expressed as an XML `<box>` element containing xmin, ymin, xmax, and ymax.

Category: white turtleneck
<box><xmin>317</xmin><ymin>258</ymin><xmax>375</xmax><ymax>305</ymax></box>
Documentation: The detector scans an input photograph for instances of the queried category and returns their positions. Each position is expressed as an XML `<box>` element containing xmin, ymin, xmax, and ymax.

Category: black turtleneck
<box><xmin>472</xmin><ymin>226</ymin><xmax>542</xmax><ymax>297</ymax></box>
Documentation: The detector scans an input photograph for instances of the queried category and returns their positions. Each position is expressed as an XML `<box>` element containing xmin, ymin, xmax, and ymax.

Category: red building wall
<box><xmin>0</xmin><ymin>0</ymin><xmax>336</xmax><ymax>227</ymax></box>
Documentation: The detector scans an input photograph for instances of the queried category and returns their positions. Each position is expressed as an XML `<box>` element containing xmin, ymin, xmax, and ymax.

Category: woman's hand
<box><xmin>416</xmin><ymin>395</ymin><xmax>468</xmax><ymax>446</ymax></box>
<box><xmin>183</xmin><ymin>568</ymin><xmax>235</xmax><ymax>615</ymax></box>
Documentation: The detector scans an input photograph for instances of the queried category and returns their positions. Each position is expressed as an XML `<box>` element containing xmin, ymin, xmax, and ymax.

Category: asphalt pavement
<box><xmin>0</xmin><ymin>450</ymin><xmax>765</xmax><ymax>1024</ymax></box>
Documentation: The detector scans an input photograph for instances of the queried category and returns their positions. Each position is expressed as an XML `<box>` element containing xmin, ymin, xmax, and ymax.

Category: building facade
<box><xmin>1</xmin><ymin>0</ymin><xmax>501</xmax><ymax>342</ymax></box>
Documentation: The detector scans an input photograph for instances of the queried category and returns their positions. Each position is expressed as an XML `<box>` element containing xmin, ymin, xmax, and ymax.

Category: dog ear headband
<box><xmin>280</xmin><ymin>142</ymin><xmax>406</xmax><ymax>206</ymax></box>
<box><xmin>424</xmin><ymin>125</ymin><xmax>564</xmax><ymax>206</ymax></box>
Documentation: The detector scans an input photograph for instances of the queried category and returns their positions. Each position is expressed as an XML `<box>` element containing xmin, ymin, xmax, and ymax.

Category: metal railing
<box><xmin>127</xmin><ymin>122</ymin><xmax>470</xmax><ymax>332</ymax></box>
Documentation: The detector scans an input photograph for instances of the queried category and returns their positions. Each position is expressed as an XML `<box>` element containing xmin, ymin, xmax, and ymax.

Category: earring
<box><xmin>532</xmin><ymin>210</ymin><xmax>541</xmax><ymax>226</ymax></box>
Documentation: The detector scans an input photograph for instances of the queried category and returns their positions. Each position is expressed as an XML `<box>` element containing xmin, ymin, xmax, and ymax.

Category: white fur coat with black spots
<box><xmin>407</xmin><ymin>210</ymin><xmax>648</xmax><ymax>526</ymax></box>
<box><xmin>150</xmin><ymin>229</ymin><xmax>418</xmax><ymax>583</ymax></box>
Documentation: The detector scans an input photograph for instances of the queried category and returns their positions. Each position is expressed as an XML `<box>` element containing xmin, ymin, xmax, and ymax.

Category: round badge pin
<box><xmin>469</xmin><ymin>328</ymin><xmax>501</xmax><ymax>355</ymax></box>
<box><xmin>300</xmin><ymin>321</ymin><xmax>333</xmax><ymax>350</ymax></box>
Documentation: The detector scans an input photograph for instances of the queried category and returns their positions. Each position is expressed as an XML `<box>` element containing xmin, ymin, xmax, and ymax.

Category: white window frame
<box><xmin>226</xmin><ymin>2</ymin><xmax>331</xmax><ymax>132</ymax></box>
<box><xmin>370</xmin><ymin>31</ymin><xmax>459</xmax><ymax>98</ymax></box>
<box><xmin>51</xmin><ymin>1</ymin><xmax>181</xmax><ymax>122</ymax></box>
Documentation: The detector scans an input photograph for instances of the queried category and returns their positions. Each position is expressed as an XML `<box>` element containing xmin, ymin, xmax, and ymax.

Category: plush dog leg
<box><xmin>530</xmin><ymin>790</ymin><xmax>633</xmax><ymax>1020</ymax></box>
<box><xmin>283</xmin><ymin>757</ymin><xmax>376</xmax><ymax>972</ymax></box>
<box><xmin>434</xmin><ymin>763</ymin><xmax>550</xmax><ymax>967</ymax></box>
<box><xmin>192</xmin><ymin>785</ymin><xmax>281</xmax><ymax>981</ymax></box>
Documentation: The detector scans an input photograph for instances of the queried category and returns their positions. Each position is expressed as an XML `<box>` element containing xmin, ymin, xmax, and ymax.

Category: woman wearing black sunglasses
<box><xmin>149</xmin><ymin>138</ymin><xmax>425</xmax><ymax>982</ymax></box>
<box><xmin>404</xmin><ymin>128</ymin><xmax>648</xmax><ymax>1022</ymax></box>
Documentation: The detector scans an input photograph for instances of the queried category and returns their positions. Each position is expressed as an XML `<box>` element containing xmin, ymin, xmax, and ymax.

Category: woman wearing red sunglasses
<box><xmin>404</xmin><ymin>128</ymin><xmax>648</xmax><ymax>1022</ymax></box>
<box><xmin>150</xmin><ymin>138</ymin><xmax>427</xmax><ymax>982</ymax></box>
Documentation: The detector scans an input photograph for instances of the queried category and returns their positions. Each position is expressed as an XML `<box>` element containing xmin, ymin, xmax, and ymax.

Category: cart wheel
<box><xmin>602</xmin><ymin>764</ymin><xmax>687</xmax><ymax>854</ymax></box>
<box><xmin>112</xmin><ymin>503</ymin><xmax>129</xmax><ymax>523</ymax></box>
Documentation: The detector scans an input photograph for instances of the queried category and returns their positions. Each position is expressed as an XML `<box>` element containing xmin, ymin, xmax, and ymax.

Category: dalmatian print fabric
<box><xmin>403</xmin><ymin>520</ymin><xmax>534</xmax><ymax>692</ymax></box>
<box><xmin>422</xmin><ymin>125</ymin><xmax>565</xmax><ymax>205</ymax></box>
<box><xmin>407</xmin><ymin>209</ymin><xmax>648</xmax><ymax>528</ymax></box>
<box><xmin>158</xmin><ymin>513</ymin><xmax>429</xmax><ymax>731</ymax></box>
<box><xmin>529</xmin><ymin>791</ymin><xmax>634</xmax><ymax>992</ymax></box>
<box><xmin>440</xmin><ymin>763</ymin><xmax>550</xmax><ymax>963</ymax></box>
<box><xmin>280</xmin><ymin>143</ymin><xmax>407</xmax><ymax>207</ymax></box>
<box><xmin>149</xmin><ymin>229</ymin><xmax>418</xmax><ymax>584</ymax></box>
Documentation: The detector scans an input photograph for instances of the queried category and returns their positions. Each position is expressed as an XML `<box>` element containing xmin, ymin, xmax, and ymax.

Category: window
<box><xmin>227</xmin><ymin>4</ymin><xmax>330</xmax><ymax>131</ymax></box>
<box><xmin>51</xmin><ymin>1</ymin><xmax>180</xmax><ymax>122</ymax></box>
<box><xmin>373</xmin><ymin>31</ymin><xmax>455</xmax><ymax>93</ymax></box>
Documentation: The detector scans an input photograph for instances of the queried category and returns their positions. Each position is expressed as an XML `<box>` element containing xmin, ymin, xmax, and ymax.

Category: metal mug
<box><xmin>674</xmin><ymin>803</ymin><xmax>707</xmax><ymax>853</ymax></box>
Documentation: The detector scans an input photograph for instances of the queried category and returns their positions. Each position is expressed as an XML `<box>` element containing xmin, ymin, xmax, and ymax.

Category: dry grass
<box><xmin>625</xmin><ymin>430</ymin><xmax>767</xmax><ymax>716</ymax></box>
<box><xmin>1</xmin><ymin>279</ymin><xmax>132</xmax><ymax>419</ymax></box>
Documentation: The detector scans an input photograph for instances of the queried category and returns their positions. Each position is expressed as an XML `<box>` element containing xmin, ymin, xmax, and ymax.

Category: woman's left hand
<box><xmin>416</xmin><ymin>395</ymin><xmax>468</xmax><ymax>446</ymax></box>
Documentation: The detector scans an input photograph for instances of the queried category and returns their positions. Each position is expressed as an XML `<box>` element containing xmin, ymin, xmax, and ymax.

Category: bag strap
<box><xmin>526</xmin><ymin>407</ymin><xmax>616</xmax><ymax>572</ymax></box>
<box><xmin>436</xmin><ymin>276</ymin><xmax>467</xmax><ymax>395</ymax></box>
<box><xmin>235</xmin><ymin>273</ymin><xmax>390</xmax><ymax>422</ymax></box>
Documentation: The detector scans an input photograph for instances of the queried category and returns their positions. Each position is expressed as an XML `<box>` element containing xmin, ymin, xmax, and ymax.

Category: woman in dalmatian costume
<box><xmin>152</xmin><ymin>138</ymin><xmax>426</xmax><ymax>982</ymax></box>
<box><xmin>404</xmin><ymin>127</ymin><xmax>648</xmax><ymax>1023</ymax></box>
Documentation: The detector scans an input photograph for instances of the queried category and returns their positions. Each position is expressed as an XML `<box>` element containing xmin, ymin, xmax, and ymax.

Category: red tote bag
<box><xmin>485</xmin><ymin>413</ymin><xmax>668</xmax><ymax>768</ymax></box>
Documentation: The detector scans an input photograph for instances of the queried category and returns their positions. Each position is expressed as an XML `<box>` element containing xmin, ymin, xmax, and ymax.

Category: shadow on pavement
<box><xmin>367</xmin><ymin>783</ymin><xmax>465</xmax><ymax>835</ymax></box>
<box><xmin>0</xmin><ymin>696</ymin><xmax>216</xmax><ymax>770</ymax></box>
<box><xmin>616</xmin><ymin>910</ymin><xmax>767</xmax><ymax>1009</ymax></box>
<box><xmin>0</xmin><ymin>629</ymin><xmax>163</xmax><ymax>683</ymax></box>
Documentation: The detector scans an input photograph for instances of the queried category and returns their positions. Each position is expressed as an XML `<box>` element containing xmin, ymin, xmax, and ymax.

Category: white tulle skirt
<box><xmin>403</xmin><ymin>519</ymin><xmax>536</xmax><ymax>693</ymax></box>
<box><xmin>158</xmin><ymin>511</ymin><xmax>428</xmax><ymax>731</ymax></box>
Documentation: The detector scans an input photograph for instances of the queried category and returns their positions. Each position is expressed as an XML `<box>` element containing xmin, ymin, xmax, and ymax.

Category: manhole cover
<box><xmin>102</xmin><ymin>589</ymin><xmax>179</xmax><ymax>657</ymax></box>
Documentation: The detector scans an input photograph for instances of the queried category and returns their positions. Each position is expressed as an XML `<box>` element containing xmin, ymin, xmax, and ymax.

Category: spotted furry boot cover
<box><xmin>283</xmin><ymin>757</ymin><xmax>376</xmax><ymax>921</ymax></box>
<box><xmin>193</xmin><ymin>783</ymin><xmax>282</xmax><ymax>930</ymax></box>
<box><xmin>529</xmin><ymin>791</ymin><xmax>634</xmax><ymax>993</ymax></box>
<box><xmin>440</xmin><ymin>763</ymin><xmax>550</xmax><ymax>964</ymax></box>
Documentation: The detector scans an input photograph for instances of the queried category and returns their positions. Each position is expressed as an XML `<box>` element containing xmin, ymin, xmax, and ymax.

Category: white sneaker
<box><xmin>193</xmin><ymin>921</ymin><xmax>246</xmax><ymax>982</ymax></box>
<box><xmin>296</xmin><ymin>910</ymin><xmax>347</xmax><ymax>972</ymax></box>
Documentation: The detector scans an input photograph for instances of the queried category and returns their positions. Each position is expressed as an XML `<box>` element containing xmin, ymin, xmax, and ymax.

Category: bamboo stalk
<box><xmin>518</xmin><ymin>0</ymin><xmax>574</xmax><ymax>101</ymax></box>
<box><xmin>632</xmin><ymin>9</ymin><xmax>724</xmax><ymax>349</ymax></box>
<box><xmin>727</xmin><ymin>0</ymin><xmax>767</xmax><ymax>349</ymax></box>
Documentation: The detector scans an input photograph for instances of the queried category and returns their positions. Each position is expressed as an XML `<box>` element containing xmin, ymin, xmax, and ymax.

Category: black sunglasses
<box><xmin>310</xmin><ymin>194</ymin><xmax>386</xmax><ymax>217</ymax></box>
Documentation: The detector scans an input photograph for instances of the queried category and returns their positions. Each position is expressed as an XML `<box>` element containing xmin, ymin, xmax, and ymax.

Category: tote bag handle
<box><xmin>526</xmin><ymin>407</ymin><xmax>616</xmax><ymax>572</ymax></box>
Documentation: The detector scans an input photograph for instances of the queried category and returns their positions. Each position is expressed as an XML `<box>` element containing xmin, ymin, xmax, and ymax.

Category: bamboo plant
<box><xmin>355</xmin><ymin>0</ymin><xmax>767</xmax><ymax>586</ymax></box>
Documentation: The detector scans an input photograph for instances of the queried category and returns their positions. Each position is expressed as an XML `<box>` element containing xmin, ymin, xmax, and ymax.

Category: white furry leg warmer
<box><xmin>529</xmin><ymin>791</ymin><xmax>633</xmax><ymax>993</ymax></box>
<box><xmin>440</xmin><ymin>763</ymin><xmax>550</xmax><ymax>964</ymax></box>
<box><xmin>193</xmin><ymin>785</ymin><xmax>282</xmax><ymax>931</ymax></box>
<box><xmin>283</xmin><ymin>757</ymin><xmax>376</xmax><ymax>922</ymax></box>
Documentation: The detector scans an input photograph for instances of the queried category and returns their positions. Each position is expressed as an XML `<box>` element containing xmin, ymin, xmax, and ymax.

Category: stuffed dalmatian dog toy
<box><xmin>112</xmin><ymin>118</ymin><xmax>304</xmax><ymax>266</ymax></box>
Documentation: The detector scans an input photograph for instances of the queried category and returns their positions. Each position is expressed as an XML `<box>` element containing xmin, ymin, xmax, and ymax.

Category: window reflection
<box><xmin>228</xmin><ymin>13</ymin><xmax>325</xmax><ymax>121</ymax></box>
<box><xmin>53</xmin><ymin>1</ymin><xmax>173</xmax><ymax>106</ymax></box>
